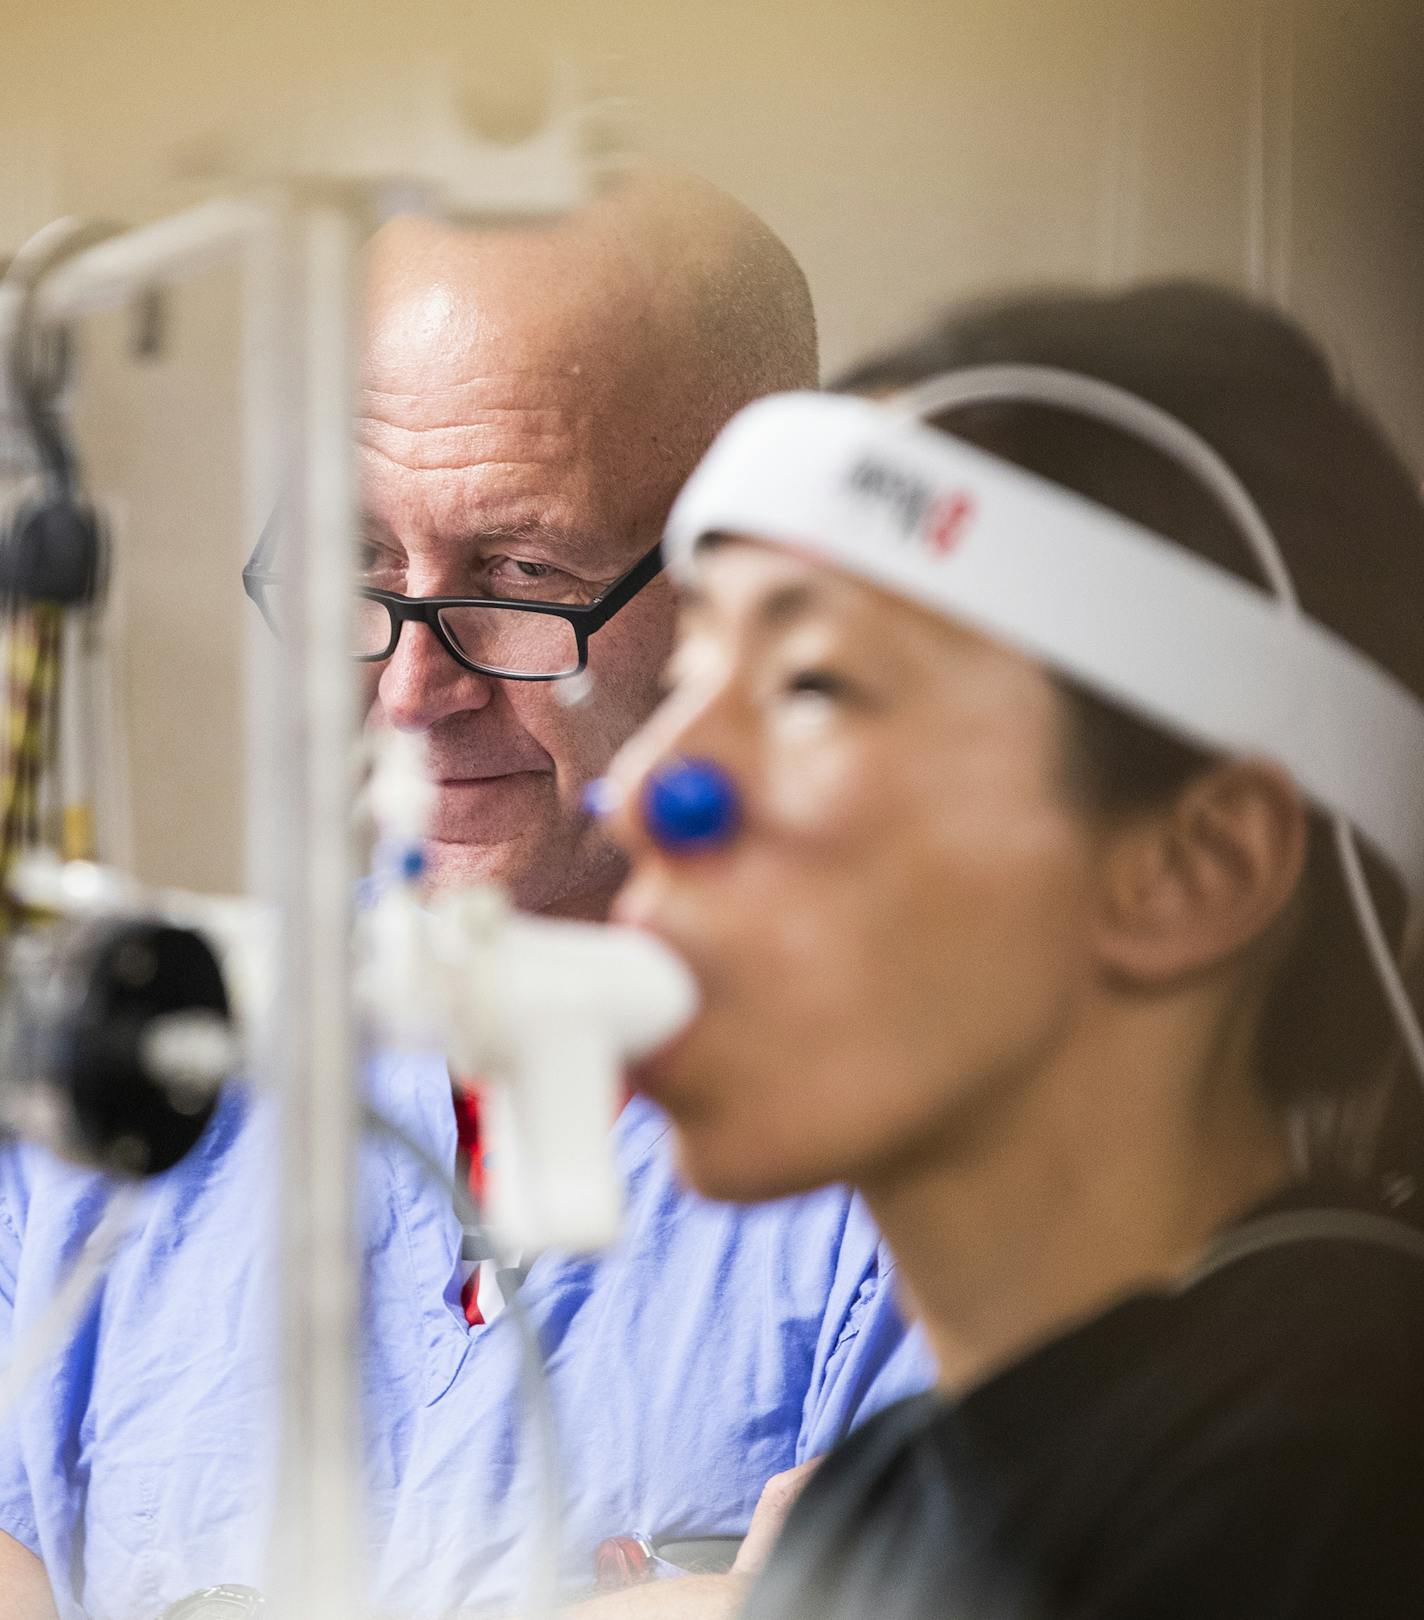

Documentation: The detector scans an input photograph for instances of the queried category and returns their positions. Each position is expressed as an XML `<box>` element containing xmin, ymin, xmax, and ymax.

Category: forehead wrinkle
<box><xmin>356</xmin><ymin>412</ymin><xmax>587</xmax><ymax>475</ymax></box>
<box><xmin>361</xmin><ymin>509</ymin><xmax>618</xmax><ymax>568</ymax></box>
<box><xmin>356</xmin><ymin>393</ymin><xmax>589</xmax><ymax>439</ymax></box>
<box><xmin>360</xmin><ymin>457</ymin><xmax>643</xmax><ymax>570</ymax></box>
<box><xmin>357</xmin><ymin>395</ymin><xmax>582</xmax><ymax>426</ymax></box>
<box><xmin>357</xmin><ymin>429</ymin><xmax>582</xmax><ymax>475</ymax></box>
<box><xmin>360</xmin><ymin>507</ymin><xmax>588</xmax><ymax>543</ymax></box>
<box><xmin>356</xmin><ymin>372</ymin><xmax>613</xmax><ymax>430</ymax></box>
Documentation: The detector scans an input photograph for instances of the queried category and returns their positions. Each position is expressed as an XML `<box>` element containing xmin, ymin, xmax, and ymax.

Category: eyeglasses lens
<box><xmin>258</xmin><ymin>581</ymin><xmax>582</xmax><ymax>678</ymax></box>
<box><xmin>436</xmin><ymin>604</ymin><xmax>580</xmax><ymax>677</ymax></box>
<box><xmin>353</xmin><ymin>595</ymin><xmax>396</xmax><ymax>659</ymax></box>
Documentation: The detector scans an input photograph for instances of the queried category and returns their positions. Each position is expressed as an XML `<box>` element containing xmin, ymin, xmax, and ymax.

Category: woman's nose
<box><xmin>597</xmin><ymin>709</ymin><xmax>744</xmax><ymax>858</ymax></box>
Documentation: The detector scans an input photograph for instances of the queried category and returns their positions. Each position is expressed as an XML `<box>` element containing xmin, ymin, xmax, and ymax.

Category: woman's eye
<box><xmin>784</xmin><ymin>669</ymin><xmax>855</xmax><ymax>703</ymax></box>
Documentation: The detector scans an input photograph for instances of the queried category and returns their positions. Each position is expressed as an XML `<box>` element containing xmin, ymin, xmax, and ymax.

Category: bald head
<box><xmin>364</xmin><ymin>173</ymin><xmax>817</xmax><ymax>498</ymax></box>
<box><xmin>357</xmin><ymin>175</ymin><xmax>816</xmax><ymax>913</ymax></box>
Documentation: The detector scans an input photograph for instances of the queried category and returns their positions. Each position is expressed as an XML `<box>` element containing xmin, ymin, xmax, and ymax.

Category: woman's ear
<box><xmin>1093</xmin><ymin>759</ymin><xmax>1308</xmax><ymax>987</ymax></box>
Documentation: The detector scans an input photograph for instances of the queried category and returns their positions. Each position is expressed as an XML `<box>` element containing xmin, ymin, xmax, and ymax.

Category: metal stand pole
<box><xmin>268</xmin><ymin>193</ymin><xmax>364</xmax><ymax>1620</ymax></box>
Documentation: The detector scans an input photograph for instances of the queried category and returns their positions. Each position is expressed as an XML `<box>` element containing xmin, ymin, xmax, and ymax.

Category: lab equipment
<box><xmin>583</xmin><ymin>757</ymin><xmax>744</xmax><ymax>853</ymax></box>
<box><xmin>0</xmin><ymin>227</ymin><xmax>239</xmax><ymax>1184</ymax></box>
<box><xmin>0</xmin><ymin>909</ymin><xmax>231</xmax><ymax>1177</ymax></box>
<box><xmin>641</xmin><ymin>757</ymin><xmax>743</xmax><ymax>852</ymax></box>
<box><xmin>360</xmin><ymin>727</ymin><xmax>700</xmax><ymax>1254</ymax></box>
<box><xmin>0</xmin><ymin>220</ymin><xmax>114</xmax><ymax>887</ymax></box>
<box><xmin>0</xmin><ymin>67</ymin><xmax>661</xmax><ymax>1619</ymax></box>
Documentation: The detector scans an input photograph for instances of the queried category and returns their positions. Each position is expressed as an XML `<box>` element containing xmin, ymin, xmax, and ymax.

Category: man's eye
<box><xmin>488</xmin><ymin>557</ymin><xmax>558</xmax><ymax>587</ymax></box>
<box><xmin>485</xmin><ymin>557</ymin><xmax>589</xmax><ymax>603</ymax></box>
<box><xmin>358</xmin><ymin>544</ymin><xmax>405</xmax><ymax>584</ymax></box>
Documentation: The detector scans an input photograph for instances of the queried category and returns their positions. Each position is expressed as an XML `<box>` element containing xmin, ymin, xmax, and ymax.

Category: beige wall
<box><xmin>3</xmin><ymin>0</ymin><xmax>1421</xmax><ymax>893</ymax></box>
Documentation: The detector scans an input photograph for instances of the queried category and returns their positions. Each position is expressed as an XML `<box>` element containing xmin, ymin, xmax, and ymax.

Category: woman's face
<box><xmin>607</xmin><ymin>539</ymin><xmax>1106</xmax><ymax>1204</ymax></box>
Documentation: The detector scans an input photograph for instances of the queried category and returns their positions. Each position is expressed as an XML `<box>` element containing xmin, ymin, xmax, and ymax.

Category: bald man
<box><xmin>0</xmin><ymin>178</ymin><xmax>930</xmax><ymax>1620</ymax></box>
<box><xmin>359</xmin><ymin>178</ymin><xmax>816</xmax><ymax>914</ymax></box>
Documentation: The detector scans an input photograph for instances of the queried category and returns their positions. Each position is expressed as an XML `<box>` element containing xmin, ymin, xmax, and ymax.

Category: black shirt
<box><xmin>745</xmin><ymin>1189</ymin><xmax>1424</xmax><ymax>1620</ymax></box>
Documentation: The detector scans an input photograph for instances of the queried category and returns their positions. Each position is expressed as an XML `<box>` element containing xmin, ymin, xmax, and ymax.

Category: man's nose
<box><xmin>375</xmin><ymin>620</ymin><xmax>498</xmax><ymax>733</ymax></box>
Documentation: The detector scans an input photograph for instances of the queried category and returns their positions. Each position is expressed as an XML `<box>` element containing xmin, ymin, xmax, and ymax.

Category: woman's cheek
<box><xmin>758</xmin><ymin>729</ymin><xmax>886</xmax><ymax>844</ymax></box>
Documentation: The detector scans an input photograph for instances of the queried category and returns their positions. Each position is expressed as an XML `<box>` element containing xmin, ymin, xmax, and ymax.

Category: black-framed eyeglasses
<box><xmin>242</xmin><ymin>540</ymin><xmax>664</xmax><ymax>681</ymax></box>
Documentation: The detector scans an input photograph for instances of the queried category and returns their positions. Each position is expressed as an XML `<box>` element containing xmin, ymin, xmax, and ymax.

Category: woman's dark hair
<box><xmin>837</xmin><ymin>281</ymin><xmax>1424</xmax><ymax>1175</ymax></box>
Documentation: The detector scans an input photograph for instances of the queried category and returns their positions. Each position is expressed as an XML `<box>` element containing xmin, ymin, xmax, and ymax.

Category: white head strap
<box><xmin>665</xmin><ymin>384</ymin><xmax>1424</xmax><ymax>914</ymax></box>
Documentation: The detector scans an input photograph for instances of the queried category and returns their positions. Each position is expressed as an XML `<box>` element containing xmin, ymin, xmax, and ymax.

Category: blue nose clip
<box><xmin>642</xmin><ymin>757</ymin><xmax>742</xmax><ymax>852</ymax></box>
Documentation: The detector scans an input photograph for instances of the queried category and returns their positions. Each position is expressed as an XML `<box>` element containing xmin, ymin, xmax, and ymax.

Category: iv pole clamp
<box><xmin>0</xmin><ymin>219</ymin><xmax>117</xmax><ymax>607</ymax></box>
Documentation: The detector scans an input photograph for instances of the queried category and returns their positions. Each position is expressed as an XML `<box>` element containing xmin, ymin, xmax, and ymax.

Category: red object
<box><xmin>452</xmin><ymin>1081</ymin><xmax>486</xmax><ymax>1326</ymax></box>
<box><xmin>450</xmin><ymin>1075</ymin><xmax>632</xmax><ymax>1329</ymax></box>
<box><xmin>594</xmin><ymin>1535</ymin><xmax>654</xmax><ymax>1591</ymax></box>
<box><xmin>927</xmin><ymin>490</ymin><xmax>976</xmax><ymax>554</ymax></box>
<box><xmin>461</xmin><ymin>1278</ymin><xmax>485</xmax><ymax>1326</ymax></box>
<box><xmin>451</xmin><ymin>1083</ymin><xmax>486</xmax><ymax>1204</ymax></box>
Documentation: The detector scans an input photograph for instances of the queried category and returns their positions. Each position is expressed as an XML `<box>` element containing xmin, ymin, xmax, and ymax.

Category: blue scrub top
<box><xmin>0</xmin><ymin>1052</ymin><xmax>932</xmax><ymax>1619</ymax></box>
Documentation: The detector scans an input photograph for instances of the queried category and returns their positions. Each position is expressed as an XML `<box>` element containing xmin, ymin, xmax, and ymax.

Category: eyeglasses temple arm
<box><xmin>584</xmin><ymin>543</ymin><xmax>664</xmax><ymax>626</ymax></box>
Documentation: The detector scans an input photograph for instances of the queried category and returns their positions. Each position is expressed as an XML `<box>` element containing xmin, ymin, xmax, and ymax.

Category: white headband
<box><xmin>664</xmin><ymin>388</ymin><xmax>1424</xmax><ymax>907</ymax></box>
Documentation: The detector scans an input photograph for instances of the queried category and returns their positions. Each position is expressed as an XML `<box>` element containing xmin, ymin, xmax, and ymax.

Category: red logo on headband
<box><xmin>926</xmin><ymin>491</ymin><xmax>976</xmax><ymax>556</ymax></box>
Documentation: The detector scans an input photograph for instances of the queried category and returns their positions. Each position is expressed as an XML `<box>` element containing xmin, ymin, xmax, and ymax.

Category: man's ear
<box><xmin>1093</xmin><ymin>759</ymin><xmax>1308</xmax><ymax>987</ymax></box>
